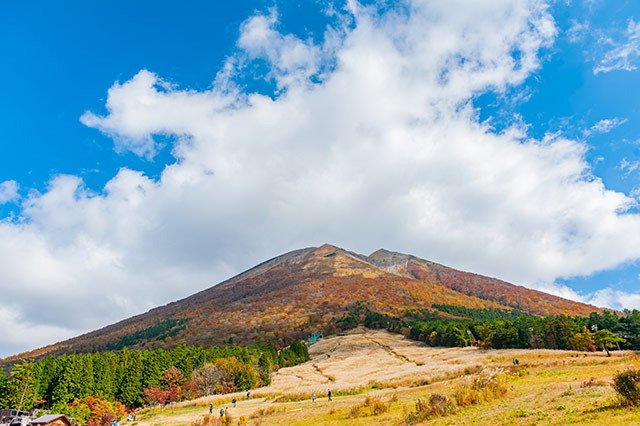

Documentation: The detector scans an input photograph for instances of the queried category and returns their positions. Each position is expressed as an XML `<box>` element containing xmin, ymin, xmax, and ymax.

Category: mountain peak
<box><xmin>367</xmin><ymin>248</ymin><xmax>412</xmax><ymax>268</ymax></box>
<box><xmin>4</xmin><ymin>244</ymin><xmax>603</xmax><ymax>362</ymax></box>
<box><xmin>313</xmin><ymin>243</ymin><xmax>342</xmax><ymax>256</ymax></box>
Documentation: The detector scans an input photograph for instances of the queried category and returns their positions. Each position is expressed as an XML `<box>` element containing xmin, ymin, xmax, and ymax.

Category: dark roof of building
<box><xmin>30</xmin><ymin>415</ymin><xmax>71</xmax><ymax>425</ymax></box>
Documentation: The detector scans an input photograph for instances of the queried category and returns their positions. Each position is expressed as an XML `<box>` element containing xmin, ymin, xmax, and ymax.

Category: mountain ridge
<box><xmin>2</xmin><ymin>244</ymin><xmax>602</xmax><ymax>363</ymax></box>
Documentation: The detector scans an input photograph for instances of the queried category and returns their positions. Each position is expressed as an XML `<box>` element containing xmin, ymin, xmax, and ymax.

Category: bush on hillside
<box><xmin>613</xmin><ymin>368</ymin><xmax>640</xmax><ymax>406</ymax></box>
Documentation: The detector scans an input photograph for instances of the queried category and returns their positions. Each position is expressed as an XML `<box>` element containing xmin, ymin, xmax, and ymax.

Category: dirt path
<box><xmin>362</xmin><ymin>333</ymin><xmax>420</xmax><ymax>366</ymax></box>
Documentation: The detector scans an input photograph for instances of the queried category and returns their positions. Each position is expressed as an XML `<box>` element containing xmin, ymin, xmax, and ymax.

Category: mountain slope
<box><xmin>4</xmin><ymin>244</ymin><xmax>601</xmax><ymax>361</ymax></box>
<box><xmin>367</xmin><ymin>248</ymin><xmax>594</xmax><ymax>317</ymax></box>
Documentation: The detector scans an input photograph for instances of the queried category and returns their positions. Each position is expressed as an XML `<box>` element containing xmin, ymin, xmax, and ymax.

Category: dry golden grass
<box><xmin>131</xmin><ymin>329</ymin><xmax>640</xmax><ymax>426</ymax></box>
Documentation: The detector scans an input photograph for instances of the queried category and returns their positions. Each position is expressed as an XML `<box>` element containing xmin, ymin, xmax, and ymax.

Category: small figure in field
<box><xmin>312</xmin><ymin>392</ymin><xmax>316</xmax><ymax>404</ymax></box>
<box><xmin>112</xmin><ymin>421</ymin><xmax>118</xmax><ymax>426</ymax></box>
<box><xmin>328</xmin><ymin>389</ymin><xmax>332</xmax><ymax>401</ymax></box>
<box><xmin>209</xmin><ymin>403</ymin><xmax>214</xmax><ymax>415</ymax></box>
<box><xmin>232</xmin><ymin>397</ymin><xmax>236</xmax><ymax>408</ymax></box>
<box><xmin>219</xmin><ymin>408</ymin><xmax>225</xmax><ymax>418</ymax></box>
<box><xmin>512</xmin><ymin>359</ymin><xmax>519</xmax><ymax>366</ymax></box>
<box><xmin>247</xmin><ymin>391</ymin><xmax>251</xmax><ymax>399</ymax></box>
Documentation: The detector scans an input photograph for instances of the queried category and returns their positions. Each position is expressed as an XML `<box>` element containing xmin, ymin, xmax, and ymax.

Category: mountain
<box><xmin>3</xmin><ymin>244</ymin><xmax>601</xmax><ymax>362</ymax></box>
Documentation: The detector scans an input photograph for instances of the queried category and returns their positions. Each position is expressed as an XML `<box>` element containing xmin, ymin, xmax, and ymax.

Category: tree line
<box><xmin>360</xmin><ymin>306</ymin><xmax>639</xmax><ymax>354</ymax></box>
<box><xmin>0</xmin><ymin>340</ymin><xmax>309</xmax><ymax>424</ymax></box>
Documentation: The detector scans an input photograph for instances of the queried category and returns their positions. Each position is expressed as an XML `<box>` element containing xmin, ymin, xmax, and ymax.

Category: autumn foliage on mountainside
<box><xmin>3</xmin><ymin>244</ymin><xmax>602</xmax><ymax>362</ymax></box>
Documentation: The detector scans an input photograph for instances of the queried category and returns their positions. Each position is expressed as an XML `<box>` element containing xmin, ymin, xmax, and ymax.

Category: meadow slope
<box><xmin>129</xmin><ymin>328</ymin><xmax>640</xmax><ymax>426</ymax></box>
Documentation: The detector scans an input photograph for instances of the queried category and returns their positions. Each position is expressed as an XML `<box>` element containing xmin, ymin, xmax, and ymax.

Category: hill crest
<box><xmin>3</xmin><ymin>244</ymin><xmax>601</xmax><ymax>362</ymax></box>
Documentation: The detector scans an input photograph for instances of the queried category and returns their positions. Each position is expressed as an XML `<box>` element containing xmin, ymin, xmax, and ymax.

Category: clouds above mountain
<box><xmin>2</xmin><ymin>0</ymin><xmax>640</xmax><ymax>357</ymax></box>
<box><xmin>594</xmin><ymin>18</ymin><xmax>640</xmax><ymax>74</ymax></box>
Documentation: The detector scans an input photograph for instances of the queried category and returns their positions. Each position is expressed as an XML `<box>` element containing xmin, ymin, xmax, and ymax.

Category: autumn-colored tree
<box><xmin>160</xmin><ymin>367</ymin><xmax>195</xmax><ymax>412</ymax></box>
<box><xmin>60</xmin><ymin>396</ymin><xmax>125</xmax><ymax>426</ymax></box>
<box><xmin>569</xmin><ymin>327</ymin><xmax>596</xmax><ymax>352</ymax></box>
<box><xmin>142</xmin><ymin>387</ymin><xmax>167</xmax><ymax>414</ymax></box>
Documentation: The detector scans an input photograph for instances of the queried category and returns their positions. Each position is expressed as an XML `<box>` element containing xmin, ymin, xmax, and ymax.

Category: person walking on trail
<box><xmin>219</xmin><ymin>408</ymin><xmax>225</xmax><ymax>418</ymax></box>
<box><xmin>209</xmin><ymin>403</ymin><xmax>213</xmax><ymax>415</ymax></box>
<box><xmin>247</xmin><ymin>391</ymin><xmax>251</xmax><ymax>399</ymax></box>
<box><xmin>232</xmin><ymin>397</ymin><xmax>236</xmax><ymax>408</ymax></box>
<box><xmin>312</xmin><ymin>392</ymin><xmax>316</xmax><ymax>404</ymax></box>
<box><xmin>328</xmin><ymin>389</ymin><xmax>332</xmax><ymax>401</ymax></box>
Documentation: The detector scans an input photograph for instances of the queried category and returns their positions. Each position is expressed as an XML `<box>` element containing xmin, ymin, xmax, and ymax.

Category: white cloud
<box><xmin>0</xmin><ymin>180</ymin><xmax>19</xmax><ymax>204</ymax></box>
<box><xmin>567</xmin><ymin>19</ymin><xmax>589</xmax><ymax>43</ymax></box>
<box><xmin>584</xmin><ymin>117</ymin><xmax>628</xmax><ymax>136</ymax></box>
<box><xmin>594</xmin><ymin>19</ymin><xmax>640</xmax><ymax>74</ymax></box>
<box><xmin>4</xmin><ymin>0</ymin><xmax>640</xmax><ymax>357</ymax></box>
<box><xmin>587</xmin><ymin>288</ymin><xmax>640</xmax><ymax>311</ymax></box>
<box><xmin>619</xmin><ymin>158</ymin><xmax>640</xmax><ymax>177</ymax></box>
<box><xmin>236</xmin><ymin>10</ymin><xmax>325</xmax><ymax>89</ymax></box>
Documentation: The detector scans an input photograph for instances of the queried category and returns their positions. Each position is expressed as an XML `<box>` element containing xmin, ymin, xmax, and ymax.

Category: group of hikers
<box><xmin>209</xmin><ymin>389</ymin><xmax>334</xmax><ymax>418</ymax></box>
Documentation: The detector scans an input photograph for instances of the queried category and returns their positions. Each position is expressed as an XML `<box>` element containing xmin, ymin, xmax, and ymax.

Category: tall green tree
<box><xmin>7</xmin><ymin>362</ymin><xmax>36</xmax><ymax>410</ymax></box>
<box><xmin>0</xmin><ymin>369</ymin><xmax>9</xmax><ymax>408</ymax></box>
<box><xmin>115</xmin><ymin>348</ymin><xmax>143</xmax><ymax>406</ymax></box>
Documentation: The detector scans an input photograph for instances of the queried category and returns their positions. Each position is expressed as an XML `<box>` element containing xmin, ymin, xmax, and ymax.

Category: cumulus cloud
<box><xmin>3</xmin><ymin>0</ymin><xmax>640</xmax><ymax>356</ymax></box>
<box><xmin>236</xmin><ymin>10</ymin><xmax>325</xmax><ymax>89</ymax></box>
<box><xmin>594</xmin><ymin>18</ymin><xmax>640</xmax><ymax>74</ymax></box>
<box><xmin>587</xmin><ymin>288</ymin><xmax>640</xmax><ymax>311</ymax></box>
<box><xmin>0</xmin><ymin>180</ymin><xmax>19</xmax><ymax>204</ymax></box>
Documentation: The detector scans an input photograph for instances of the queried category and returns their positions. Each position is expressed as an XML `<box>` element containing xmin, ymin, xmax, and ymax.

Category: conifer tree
<box><xmin>0</xmin><ymin>369</ymin><xmax>9</xmax><ymax>408</ymax></box>
<box><xmin>140</xmin><ymin>350</ymin><xmax>163</xmax><ymax>390</ymax></box>
<box><xmin>115</xmin><ymin>348</ymin><xmax>143</xmax><ymax>407</ymax></box>
<box><xmin>7</xmin><ymin>362</ymin><xmax>36</xmax><ymax>410</ymax></box>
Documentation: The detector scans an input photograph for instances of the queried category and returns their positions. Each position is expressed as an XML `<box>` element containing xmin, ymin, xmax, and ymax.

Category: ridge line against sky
<box><xmin>1</xmin><ymin>0</ymin><xmax>640</xmax><ymax>357</ymax></box>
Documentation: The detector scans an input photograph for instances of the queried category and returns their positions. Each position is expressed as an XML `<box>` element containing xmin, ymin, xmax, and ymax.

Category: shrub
<box><xmin>370</xmin><ymin>398</ymin><xmax>388</xmax><ymax>415</ymax></box>
<box><xmin>190</xmin><ymin>415</ymin><xmax>216</xmax><ymax>426</ymax></box>
<box><xmin>360</xmin><ymin>396</ymin><xmax>389</xmax><ymax>416</ymax></box>
<box><xmin>452</xmin><ymin>386</ymin><xmax>481</xmax><ymax>407</ymax></box>
<box><xmin>613</xmin><ymin>368</ymin><xmax>640</xmax><ymax>406</ymax></box>
<box><xmin>472</xmin><ymin>367</ymin><xmax>508</xmax><ymax>395</ymax></box>
<box><xmin>454</xmin><ymin>368</ymin><xmax>508</xmax><ymax>407</ymax></box>
<box><xmin>405</xmin><ymin>397</ymin><xmax>438</xmax><ymax>424</ymax></box>
<box><xmin>348</xmin><ymin>405</ymin><xmax>361</xmax><ymax>418</ymax></box>
<box><xmin>582</xmin><ymin>377</ymin><xmax>606</xmax><ymax>387</ymax></box>
<box><xmin>222</xmin><ymin>413</ymin><xmax>233</xmax><ymax>426</ymax></box>
<box><xmin>414</xmin><ymin>398</ymin><xmax>427</xmax><ymax>414</ymax></box>
<box><xmin>428</xmin><ymin>393</ymin><xmax>452</xmax><ymax>416</ymax></box>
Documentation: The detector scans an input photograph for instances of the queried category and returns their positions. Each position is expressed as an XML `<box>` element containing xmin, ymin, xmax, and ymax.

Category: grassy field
<box><xmin>129</xmin><ymin>328</ymin><xmax>640</xmax><ymax>425</ymax></box>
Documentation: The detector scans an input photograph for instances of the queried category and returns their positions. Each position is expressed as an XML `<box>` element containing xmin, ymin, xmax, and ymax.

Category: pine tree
<box><xmin>115</xmin><ymin>348</ymin><xmax>143</xmax><ymax>407</ymax></box>
<box><xmin>51</xmin><ymin>356</ymin><xmax>74</xmax><ymax>406</ymax></box>
<box><xmin>7</xmin><ymin>362</ymin><xmax>36</xmax><ymax>410</ymax></box>
<box><xmin>141</xmin><ymin>350</ymin><xmax>163</xmax><ymax>390</ymax></box>
<box><xmin>35</xmin><ymin>356</ymin><xmax>60</xmax><ymax>403</ymax></box>
<box><xmin>0</xmin><ymin>369</ymin><xmax>9</xmax><ymax>408</ymax></box>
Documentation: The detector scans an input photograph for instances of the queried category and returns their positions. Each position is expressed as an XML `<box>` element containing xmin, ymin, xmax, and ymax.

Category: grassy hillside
<box><xmin>127</xmin><ymin>329</ymin><xmax>640</xmax><ymax>426</ymax></box>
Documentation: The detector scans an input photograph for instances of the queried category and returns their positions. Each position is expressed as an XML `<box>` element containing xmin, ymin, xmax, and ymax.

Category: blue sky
<box><xmin>2</xmin><ymin>0</ymin><xmax>640</xmax><ymax>356</ymax></box>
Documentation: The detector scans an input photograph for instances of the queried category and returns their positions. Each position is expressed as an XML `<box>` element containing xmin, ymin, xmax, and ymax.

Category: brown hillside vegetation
<box><xmin>3</xmin><ymin>244</ymin><xmax>601</xmax><ymax>362</ymax></box>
